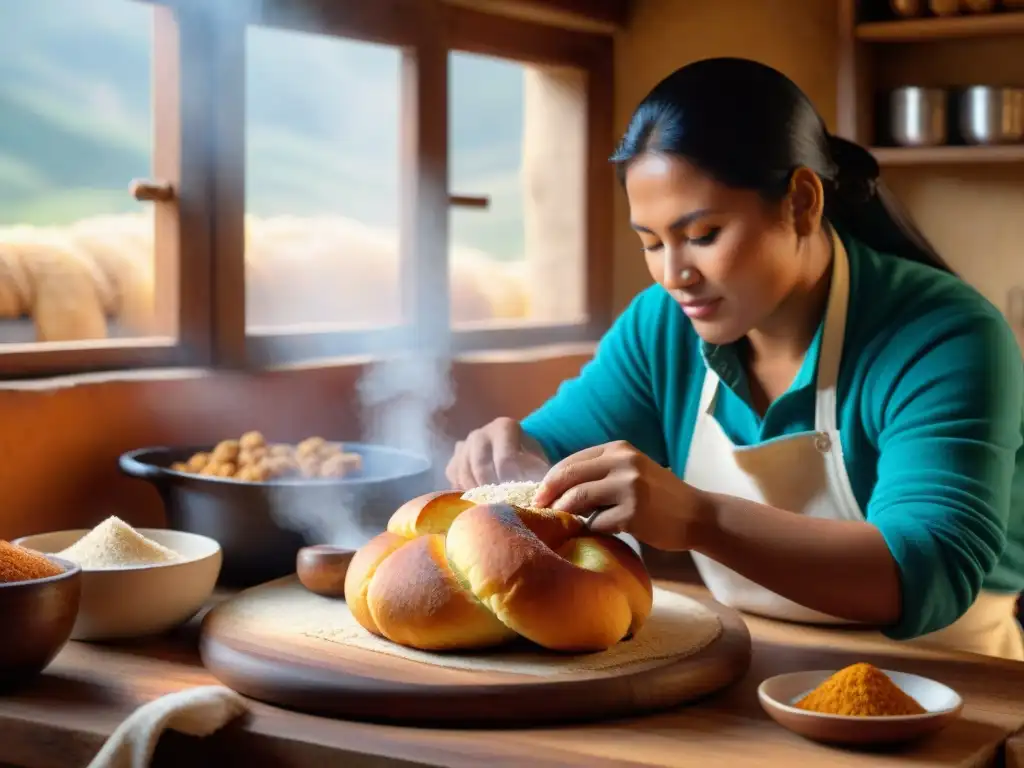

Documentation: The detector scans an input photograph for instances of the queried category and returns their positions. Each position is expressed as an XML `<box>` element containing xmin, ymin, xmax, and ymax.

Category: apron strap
<box><xmin>814</xmin><ymin>232</ymin><xmax>851</xmax><ymax>435</ymax></box>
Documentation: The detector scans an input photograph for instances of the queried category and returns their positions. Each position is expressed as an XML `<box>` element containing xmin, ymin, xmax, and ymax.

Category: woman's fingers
<box><xmin>466</xmin><ymin>430</ymin><xmax>498</xmax><ymax>487</ymax></box>
<box><xmin>448</xmin><ymin>419</ymin><xmax>554</xmax><ymax>491</ymax></box>
<box><xmin>447</xmin><ymin>440</ymin><xmax>477</xmax><ymax>490</ymax></box>
<box><xmin>456</xmin><ymin>456</ymin><xmax>477</xmax><ymax>491</ymax></box>
<box><xmin>534</xmin><ymin>450</ymin><xmax>617</xmax><ymax>508</ymax></box>
<box><xmin>490</xmin><ymin>418</ymin><xmax>532</xmax><ymax>481</ymax></box>
<box><xmin>552</xmin><ymin>475</ymin><xmax>622</xmax><ymax>516</ymax></box>
<box><xmin>444</xmin><ymin>442</ymin><xmax>464</xmax><ymax>487</ymax></box>
<box><xmin>584</xmin><ymin>504</ymin><xmax>632</xmax><ymax>536</ymax></box>
<box><xmin>457</xmin><ymin>419</ymin><xmax>533</xmax><ymax>488</ymax></box>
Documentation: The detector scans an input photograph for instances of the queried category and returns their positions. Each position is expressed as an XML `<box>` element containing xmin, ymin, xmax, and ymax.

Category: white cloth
<box><xmin>682</xmin><ymin>233</ymin><xmax>1024</xmax><ymax>660</ymax></box>
<box><xmin>87</xmin><ymin>686</ymin><xmax>248</xmax><ymax>768</ymax></box>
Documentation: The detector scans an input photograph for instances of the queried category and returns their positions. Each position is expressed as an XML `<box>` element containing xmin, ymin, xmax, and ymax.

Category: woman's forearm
<box><xmin>693</xmin><ymin>491</ymin><xmax>902</xmax><ymax>626</ymax></box>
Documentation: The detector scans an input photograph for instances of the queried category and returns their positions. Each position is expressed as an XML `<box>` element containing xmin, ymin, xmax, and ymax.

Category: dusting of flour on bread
<box><xmin>462</xmin><ymin>481</ymin><xmax>542</xmax><ymax>509</ymax></box>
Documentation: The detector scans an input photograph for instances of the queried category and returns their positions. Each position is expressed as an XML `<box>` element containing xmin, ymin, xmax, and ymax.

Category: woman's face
<box><xmin>624</xmin><ymin>152</ymin><xmax>807</xmax><ymax>346</ymax></box>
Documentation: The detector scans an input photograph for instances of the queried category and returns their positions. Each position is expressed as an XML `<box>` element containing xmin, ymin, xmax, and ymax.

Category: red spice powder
<box><xmin>0</xmin><ymin>540</ymin><xmax>64</xmax><ymax>583</ymax></box>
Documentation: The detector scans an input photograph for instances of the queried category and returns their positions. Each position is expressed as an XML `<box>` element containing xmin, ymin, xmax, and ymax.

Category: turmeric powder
<box><xmin>795</xmin><ymin>663</ymin><xmax>926</xmax><ymax>717</ymax></box>
<box><xmin>0</xmin><ymin>541</ymin><xmax>65</xmax><ymax>583</ymax></box>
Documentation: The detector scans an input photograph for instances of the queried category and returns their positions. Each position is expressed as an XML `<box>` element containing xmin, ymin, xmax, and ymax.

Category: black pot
<box><xmin>119</xmin><ymin>443</ymin><xmax>432</xmax><ymax>588</ymax></box>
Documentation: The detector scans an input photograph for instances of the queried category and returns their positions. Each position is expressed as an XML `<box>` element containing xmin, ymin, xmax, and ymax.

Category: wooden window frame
<box><xmin>1</xmin><ymin>0</ymin><xmax>614</xmax><ymax>377</ymax></box>
<box><xmin>443</xmin><ymin>6</ymin><xmax>615</xmax><ymax>355</ymax></box>
<box><xmin>0</xmin><ymin>3</ymin><xmax>214</xmax><ymax>380</ymax></box>
<box><xmin>240</xmin><ymin>2</ymin><xmax>615</xmax><ymax>368</ymax></box>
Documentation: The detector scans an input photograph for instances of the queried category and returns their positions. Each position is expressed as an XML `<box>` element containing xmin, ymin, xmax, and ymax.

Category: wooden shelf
<box><xmin>857</xmin><ymin>11</ymin><xmax>1024</xmax><ymax>42</ymax></box>
<box><xmin>871</xmin><ymin>144</ymin><xmax>1024</xmax><ymax>165</ymax></box>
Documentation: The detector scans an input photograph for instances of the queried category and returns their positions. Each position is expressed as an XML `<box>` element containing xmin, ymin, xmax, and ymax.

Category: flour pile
<box><xmin>57</xmin><ymin>516</ymin><xmax>182</xmax><ymax>569</ymax></box>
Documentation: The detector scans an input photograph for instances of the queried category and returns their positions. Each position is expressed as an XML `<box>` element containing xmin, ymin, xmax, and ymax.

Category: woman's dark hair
<box><xmin>611</xmin><ymin>57</ymin><xmax>952</xmax><ymax>273</ymax></box>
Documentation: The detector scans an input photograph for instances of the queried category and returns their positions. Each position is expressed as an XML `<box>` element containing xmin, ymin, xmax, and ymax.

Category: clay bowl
<box><xmin>296</xmin><ymin>545</ymin><xmax>355</xmax><ymax>597</ymax></box>
<box><xmin>0</xmin><ymin>556</ymin><xmax>81</xmax><ymax>689</ymax></box>
<box><xmin>14</xmin><ymin>529</ymin><xmax>221</xmax><ymax>642</ymax></box>
<box><xmin>758</xmin><ymin>669</ymin><xmax>963</xmax><ymax>747</ymax></box>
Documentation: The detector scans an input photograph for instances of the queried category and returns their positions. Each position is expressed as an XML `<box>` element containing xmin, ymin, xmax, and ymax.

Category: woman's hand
<box><xmin>532</xmin><ymin>441</ymin><xmax>712</xmax><ymax>551</ymax></box>
<box><xmin>446</xmin><ymin>417</ymin><xmax>551</xmax><ymax>490</ymax></box>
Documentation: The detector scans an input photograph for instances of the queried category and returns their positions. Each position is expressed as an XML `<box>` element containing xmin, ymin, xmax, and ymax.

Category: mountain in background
<box><xmin>0</xmin><ymin>0</ymin><xmax>526</xmax><ymax>260</ymax></box>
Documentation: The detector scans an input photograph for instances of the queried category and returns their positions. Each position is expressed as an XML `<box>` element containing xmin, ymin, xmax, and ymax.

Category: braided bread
<box><xmin>343</xmin><ymin>488</ymin><xmax>654</xmax><ymax>653</ymax></box>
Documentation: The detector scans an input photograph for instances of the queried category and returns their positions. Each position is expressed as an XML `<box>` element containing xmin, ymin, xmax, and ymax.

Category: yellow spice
<box><xmin>795</xmin><ymin>662</ymin><xmax>926</xmax><ymax>717</ymax></box>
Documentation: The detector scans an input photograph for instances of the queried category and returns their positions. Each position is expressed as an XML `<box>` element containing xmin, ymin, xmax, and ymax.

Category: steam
<box><xmin>356</xmin><ymin>352</ymin><xmax>455</xmax><ymax>471</ymax></box>
<box><xmin>165</xmin><ymin>2</ymin><xmax>459</xmax><ymax>551</ymax></box>
<box><xmin>264</xmin><ymin>483</ymin><xmax>368</xmax><ymax>552</ymax></box>
<box><xmin>257</xmin><ymin>347</ymin><xmax>454</xmax><ymax>552</ymax></box>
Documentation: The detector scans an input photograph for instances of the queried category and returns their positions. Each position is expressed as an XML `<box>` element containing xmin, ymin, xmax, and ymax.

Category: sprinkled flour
<box><xmin>462</xmin><ymin>481</ymin><xmax>543</xmax><ymax>509</ymax></box>
<box><xmin>57</xmin><ymin>516</ymin><xmax>182</xmax><ymax>569</ymax></box>
<box><xmin>210</xmin><ymin>579</ymin><xmax>724</xmax><ymax>677</ymax></box>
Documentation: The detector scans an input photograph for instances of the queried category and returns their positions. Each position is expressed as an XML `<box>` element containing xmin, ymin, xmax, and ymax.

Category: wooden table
<box><xmin>2</xmin><ymin>583</ymin><xmax>1024</xmax><ymax>768</ymax></box>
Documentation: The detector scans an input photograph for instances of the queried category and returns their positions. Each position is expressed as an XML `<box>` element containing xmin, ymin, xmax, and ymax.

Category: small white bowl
<box><xmin>758</xmin><ymin>669</ymin><xmax>963</xmax><ymax>746</ymax></box>
<box><xmin>14</xmin><ymin>528</ymin><xmax>222</xmax><ymax>642</ymax></box>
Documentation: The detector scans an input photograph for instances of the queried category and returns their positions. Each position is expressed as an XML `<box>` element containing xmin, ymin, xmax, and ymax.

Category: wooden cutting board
<box><xmin>199</xmin><ymin>576</ymin><xmax>752</xmax><ymax>727</ymax></box>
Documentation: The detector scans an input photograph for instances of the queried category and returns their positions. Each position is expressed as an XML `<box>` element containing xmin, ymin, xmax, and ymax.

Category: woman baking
<box><xmin>446</xmin><ymin>57</ymin><xmax>1024</xmax><ymax>661</ymax></box>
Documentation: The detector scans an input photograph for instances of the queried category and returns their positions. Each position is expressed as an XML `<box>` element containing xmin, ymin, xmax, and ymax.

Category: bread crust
<box><xmin>341</xmin><ymin>490</ymin><xmax>654</xmax><ymax>652</ymax></box>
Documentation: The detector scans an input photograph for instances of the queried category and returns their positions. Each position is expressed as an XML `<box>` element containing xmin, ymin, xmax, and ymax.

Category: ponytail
<box><xmin>824</xmin><ymin>135</ymin><xmax>954</xmax><ymax>274</ymax></box>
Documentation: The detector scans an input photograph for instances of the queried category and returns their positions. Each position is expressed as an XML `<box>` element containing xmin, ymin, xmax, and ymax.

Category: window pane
<box><xmin>449</xmin><ymin>52</ymin><xmax>587</xmax><ymax>328</ymax></box>
<box><xmin>245</xmin><ymin>27</ymin><xmax>402</xmax><ymax>334</ymax></box>
<box><xmin>0</xmin><ymin>0</ymin><xmax>160</xmax><ymax>346</ymax></box>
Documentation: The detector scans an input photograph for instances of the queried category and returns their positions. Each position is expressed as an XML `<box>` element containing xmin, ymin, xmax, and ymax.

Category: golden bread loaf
<box><xmin>343</xmin><ymin>490</ymin><xmax>654</xmax><ymax>652</ymax></box>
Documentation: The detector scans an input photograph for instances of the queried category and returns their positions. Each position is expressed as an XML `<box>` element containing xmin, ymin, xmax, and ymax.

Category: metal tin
<box><xmin>958</xmin><ymin>86</ymin><xmax>1024</xmax><ymax>145</ymax></box>
<box><xmin>888</xmin><ymin>87</ymin><xmax>948</xmax><ymax>147</ymax></box>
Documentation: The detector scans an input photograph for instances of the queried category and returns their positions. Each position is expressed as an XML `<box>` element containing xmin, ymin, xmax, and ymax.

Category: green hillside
<box><xmin>0</xmin><ymin>0</ymin><xmax>526</xmax><ymax>260</ymax></box>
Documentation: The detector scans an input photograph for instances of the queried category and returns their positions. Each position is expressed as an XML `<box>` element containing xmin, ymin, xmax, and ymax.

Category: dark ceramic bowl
<box><xmin>119</xmin><ymin>443</ymin><xmax>432</xmax><ymax>588</ymax></box>
<box><xmin>0</xmin><ymin>556</ymin><xmax>81</xmax><ymax>689</ymax></box>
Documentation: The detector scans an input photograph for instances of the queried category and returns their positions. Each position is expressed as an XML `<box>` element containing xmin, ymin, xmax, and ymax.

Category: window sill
<box><xmin>0</xmin><ymin>341</ymin><xmax>597</xmax><ymax>392</ymax></box>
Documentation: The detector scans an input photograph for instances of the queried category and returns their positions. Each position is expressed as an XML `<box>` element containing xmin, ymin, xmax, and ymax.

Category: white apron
<box><xmin>682</xmin><ymin>234</ymin><xmax>1024</xmax><ymax>661</ymax></box>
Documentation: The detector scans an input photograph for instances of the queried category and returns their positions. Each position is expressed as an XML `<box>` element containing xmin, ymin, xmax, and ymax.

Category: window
<box><xmin>449</xmin><ymin>53</ymin><xmax>588</xmax><ymax>329</ymax></box>
<box><xmin>244</xmin><ymin>27</ymin><xmax>404</xmax><ymax>340</ymax></box>
<box><xmin>1</xmin><ymin>0</ymin><xmax>613</xmax><ymax>377</ymax></box>
<box><xmin>0</xmin><ymin>0</ymin><xmax>212</xmax><ymax>378</ymax></box>
<box><xmin>444</xmin><ymin>9</ymin><xmax>613</xmax><ymax>353</ymax></box>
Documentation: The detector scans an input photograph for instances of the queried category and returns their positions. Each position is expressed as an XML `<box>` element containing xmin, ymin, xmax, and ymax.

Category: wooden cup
<box><xmin>296</xmin><ymin>545</ymin><xmax>355</xmax><ymax>597</ymax></box>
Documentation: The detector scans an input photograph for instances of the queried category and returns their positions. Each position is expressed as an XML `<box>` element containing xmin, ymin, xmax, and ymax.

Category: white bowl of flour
<box><xmin>15</xmin><ymin>517</ymin><xmax>222</xmax><ymax>641</ymax></box>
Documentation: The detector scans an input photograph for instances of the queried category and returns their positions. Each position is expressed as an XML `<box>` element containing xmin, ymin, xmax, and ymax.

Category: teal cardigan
<box><xmin>522</xmin><ymin>232</ymin><xmax>1024</xmax><ymax>640</ymax></box>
